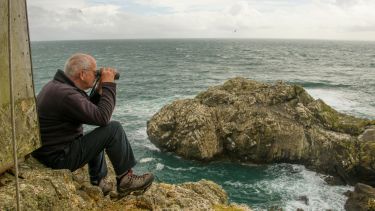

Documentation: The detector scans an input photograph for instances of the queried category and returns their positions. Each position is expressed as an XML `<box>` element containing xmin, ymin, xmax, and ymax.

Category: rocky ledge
<box><xmin>0</xmin><ymin>156</ymin><xmax>250</xmax><ymax>210</ymax></box>
<box><xmin>147</xmin><ymin>77</ymin><xmax>375</xmax><ymax>185</ymax></box>
<box><xmin>345</xmin><ymin>183</ymin><xmax>375</xmax><ymax>211</ymax></box>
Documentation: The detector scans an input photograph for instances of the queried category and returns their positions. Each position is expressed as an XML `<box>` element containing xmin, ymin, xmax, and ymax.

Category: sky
<box><xmin>27</xmin><ymin>0</ymin><xmax>375</xmax><ymax>41</ymax></box>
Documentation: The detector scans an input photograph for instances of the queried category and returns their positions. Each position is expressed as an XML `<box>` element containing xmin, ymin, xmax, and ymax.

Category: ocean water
<box><xmin>31</xmin><ymin>39</ymin><xmax>375</xmax><ymax>210</ymax></box>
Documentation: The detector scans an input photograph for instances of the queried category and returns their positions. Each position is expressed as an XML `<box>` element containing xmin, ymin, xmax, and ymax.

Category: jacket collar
<box><xmin>53</xmin><ymin>70</ymin><xmax>88</xmax><ymax>96</ymax></box>
<box><xmin>54</xmin><ymin>69</ymin><xmax>76</xmax><ymax>87</ymax></box>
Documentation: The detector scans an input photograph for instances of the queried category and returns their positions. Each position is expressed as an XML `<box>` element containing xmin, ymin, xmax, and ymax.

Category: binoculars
<box><xmin>96</xmin><ymin>69</ymin><xmax>120</xmax><ymax>80</ymax></box>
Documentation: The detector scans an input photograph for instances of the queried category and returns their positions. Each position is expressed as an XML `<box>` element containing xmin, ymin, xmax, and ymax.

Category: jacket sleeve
<box><xmin>89</xmin><ymin>90</ymin><xmax>101</xmax><ymax>105</ymax></box>
<box><xmin>61</xmin><ymin>82</ymin><xmax>116</xmax><ymax>126</ymax></box>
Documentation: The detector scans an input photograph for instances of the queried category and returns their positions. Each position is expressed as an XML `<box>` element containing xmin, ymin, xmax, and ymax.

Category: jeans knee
<box><xmin>108</xmin><ymin>121</ymin><xmax>125</xmax><ymax>136</ymax></box>
<box><xmin>109</xmin><ymin>120</ymin><xmax>122</xmax><ymax>129</ymax></box>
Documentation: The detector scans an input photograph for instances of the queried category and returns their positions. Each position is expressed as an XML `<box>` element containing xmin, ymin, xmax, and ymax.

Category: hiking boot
<box><xmin>117</xmin><ymin>170</ymin><xmax>154</xmax><ymax>197</ymax></box>
<box><xmin>94</xmin><ymin>178</ymin><xmax>113</xmax><ymax>196</ymax></box>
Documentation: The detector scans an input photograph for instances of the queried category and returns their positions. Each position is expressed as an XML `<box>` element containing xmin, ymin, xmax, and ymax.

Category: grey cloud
<box><xmin>27</xmin><ymin>0</ymin><xmax>375</xmax><ymax>41</ymax></box>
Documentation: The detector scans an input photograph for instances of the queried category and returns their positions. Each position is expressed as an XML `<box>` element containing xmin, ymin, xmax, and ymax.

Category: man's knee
<box><xmin>108</xmin><ymin>120</ymin><xmax>122</xmax><ymax>129</ymax></box>
<box><xmin>108</xmin><ymin>121</ymin><xmax>125</xmax><ymax>135</ymax></box>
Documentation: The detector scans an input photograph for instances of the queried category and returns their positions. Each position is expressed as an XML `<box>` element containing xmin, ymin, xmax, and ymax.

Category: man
<box><xmin>32</xmin><ymin>53</ymin><xmax>154</xmax><ymax>197</ymax></box>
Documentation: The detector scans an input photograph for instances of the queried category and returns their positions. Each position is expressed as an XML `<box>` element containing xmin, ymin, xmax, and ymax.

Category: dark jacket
<box><xmin>34</xmin><ymin>69</ymin><xmax>116</xmax><ymax>155</ymax></box>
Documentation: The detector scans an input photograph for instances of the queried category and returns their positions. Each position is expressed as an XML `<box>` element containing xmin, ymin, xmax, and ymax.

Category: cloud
<box><xmin>133</xmin><ymin>0</ymin><xmax>230</xmax><ymax>12</ymax></box>
<box><xmin>27</xmin><ymin>0</ymin><xmax>375</xmax><ymax>41</ymax></box>
<box><xmin>28</xmin><ymin>2</ymin><xmax>125</xmax><ymax>40</ymax></box>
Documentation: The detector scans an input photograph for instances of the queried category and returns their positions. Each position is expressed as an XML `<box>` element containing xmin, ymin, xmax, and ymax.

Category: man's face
<box><xmin>81</xmin><ymin>63</ymin><xmax>97</xmax><ymax>90</ymax></box>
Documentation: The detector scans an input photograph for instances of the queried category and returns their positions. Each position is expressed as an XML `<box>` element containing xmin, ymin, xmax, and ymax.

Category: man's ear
<box><xmin>79</xmin><ymin>71</ymin><xmax>85</xmax><ymax>81</ymax></box>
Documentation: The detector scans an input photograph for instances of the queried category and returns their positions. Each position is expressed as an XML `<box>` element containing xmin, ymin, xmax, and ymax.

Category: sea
<box><xmin>31</xmin><ymin>39</ymin><xmax>375</xmax><ymax>211</ymax></box>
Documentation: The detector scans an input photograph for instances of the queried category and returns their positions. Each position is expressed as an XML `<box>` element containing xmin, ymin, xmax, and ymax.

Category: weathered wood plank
<box><xmin>0</xmin><ymin>0</ymin><xmax>40</xmax><ymax>172</ymax></box>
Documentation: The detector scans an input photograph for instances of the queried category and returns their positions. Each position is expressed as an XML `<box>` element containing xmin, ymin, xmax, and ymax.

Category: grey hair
<box><xmin>64</xmin><ymin>53</ymin><xmax>95</xmax><ymax>77</ymax></box>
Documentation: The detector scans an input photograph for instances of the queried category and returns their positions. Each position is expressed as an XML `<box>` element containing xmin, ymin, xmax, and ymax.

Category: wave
<box><xmin>155</xmin><ymin>163</ymin><xmax>165</xmax><ymax>171</ymax></box>
<box><xmin>290</xmin><ymin>81</ymin><xmax>351</xmax><ymax>89</ymax></box>
<box><xmin>164</xmin><ymin>165</ymin><xmax>204</xmax><ymax>172</ymax></box>
<box><xmin>225</xmin><ymin>164</ymin><xmax>352</xmax><ymax>211</ymax></box>
<box><xmin>139</xmin><ymin>157</ymin><xmax>155</xmax><ymax>163</ymax></box>
<box><xmin>132</xmin><ymin>140</ymin><xmax>160</xmax><ymax>151</ymax></box>
<box><xmin>305</xmin><ymin>88</ymin><xmax>359</xmax><ymax>112</ymax></box>
<box><xmin>236</xmin><ymin>62</ymin><xmax>264</xmax><ymax>66</ymax></box>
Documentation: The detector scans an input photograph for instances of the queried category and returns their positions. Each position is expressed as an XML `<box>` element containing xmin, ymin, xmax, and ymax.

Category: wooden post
<box><xmin>0</xmin><ymin>0</ymin><xmax>40</xmax><ymax>174</ymax></box>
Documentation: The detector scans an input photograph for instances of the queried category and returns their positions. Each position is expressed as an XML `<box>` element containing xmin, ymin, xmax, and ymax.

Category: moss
<box><xmin>313</xmin><ymin>99</ymin><xmax>368</xmax><ymax>135</ymax></box>
<box><xmin>368</xmin><ymin>198</ymin><xmax>375</xmax><ymax>211</ymax></box>
<box><xmin>293</xmin><ymin>85</ymin><xmax>314</xmax><ymax>105</ymax></box>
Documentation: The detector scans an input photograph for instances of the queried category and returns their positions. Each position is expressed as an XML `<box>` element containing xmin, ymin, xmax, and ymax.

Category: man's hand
<box><xmin>100</xmin><ymin>67</ymin><xmax>117</xmax><ymax>83</ymax></box>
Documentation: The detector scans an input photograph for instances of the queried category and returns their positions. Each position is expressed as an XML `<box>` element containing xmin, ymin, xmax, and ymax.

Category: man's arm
<box><xmin>89</xmin><ymin>89</ymin><xmax>101</xmax><ymax>105</ymax></box>
<box><xmin>62</xmin><ymin>82</ymin><xmax>116</xmax><ymax>126</ymax></box>
<box><xmin>90</xmin><ymin>68</ymin><xmax>115</xmax><ymax>104</ymax></box>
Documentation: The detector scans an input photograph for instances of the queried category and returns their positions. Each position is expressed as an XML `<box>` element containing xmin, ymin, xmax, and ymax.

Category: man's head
<box><xmin>64</xmin><ymin>53</ymin><xmax>97</xmax><ymax>90</ymax></box>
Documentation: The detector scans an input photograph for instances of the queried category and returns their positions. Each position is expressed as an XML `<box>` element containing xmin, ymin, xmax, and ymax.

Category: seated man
<box><xmin>32</xmin><ymin>53</ymin><xmax>154</xmax><ymax>197</ymax></box>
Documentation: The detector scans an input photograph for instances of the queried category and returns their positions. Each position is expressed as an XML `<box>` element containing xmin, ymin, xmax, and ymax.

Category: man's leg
<box><xmin>55</xmin><ymin>121</ymin><xmax>136</xmax><ymax>179</ymax></box>
<box><xmin>88</xmin><ymin>151</ymin><xmax>108</xmax><ymax>185</ymax></box>
<box><xmin>52</xmin><ymin>120</ymin><xmax>153</xmax><ymax>197</ymax></box>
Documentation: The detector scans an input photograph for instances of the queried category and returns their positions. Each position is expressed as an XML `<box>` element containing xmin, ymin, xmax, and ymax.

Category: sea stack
<box><xmin>147</xmin><ymin>77</ymin><xmax>375</xmax><ymax>185</ymax></box>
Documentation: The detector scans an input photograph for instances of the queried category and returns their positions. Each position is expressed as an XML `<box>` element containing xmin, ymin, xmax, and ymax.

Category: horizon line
<box><xmin>30</xmin><ymin>37</ymin><xmax>375</xmax><ymax>43</ymax></box>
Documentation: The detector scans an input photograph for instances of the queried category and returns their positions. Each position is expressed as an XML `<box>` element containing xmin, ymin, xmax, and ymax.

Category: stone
<box><xmin>345</xmin><ymin>183</ymin><xmax>375</xmax><ymax>211</ymax></box>
<box><xmin>357</xmin><ymin>126</ymin><xmax>375</xmax><ymax>186</ymax></box>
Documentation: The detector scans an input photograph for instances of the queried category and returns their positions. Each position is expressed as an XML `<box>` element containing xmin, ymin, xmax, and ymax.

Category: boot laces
<box><xmin>127</xmin><ymin>169</ymin><xmax>148</xmax><ymax>181</ymax></box>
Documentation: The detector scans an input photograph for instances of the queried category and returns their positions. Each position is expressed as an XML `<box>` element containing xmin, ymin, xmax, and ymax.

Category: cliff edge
<box><xmin>0</xmin><ymin>156</ymin><xmax>250</xmax><ymax>210</ymax></box>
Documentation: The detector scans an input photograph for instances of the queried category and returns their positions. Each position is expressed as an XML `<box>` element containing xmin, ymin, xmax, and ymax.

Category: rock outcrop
<box><xmin>147</xmin><ymin>77</ymin><xmax>375</xmax><ymax>185</ymax></box>
<box><xmin>0</xmin><ymin>156</ymin><xmax>250</xmax><ymax>210</ymax></box>
<box><xmin>345</xmin><ymin>183</ymin><xmax>375</xmax><ymax>211</ymax></box>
